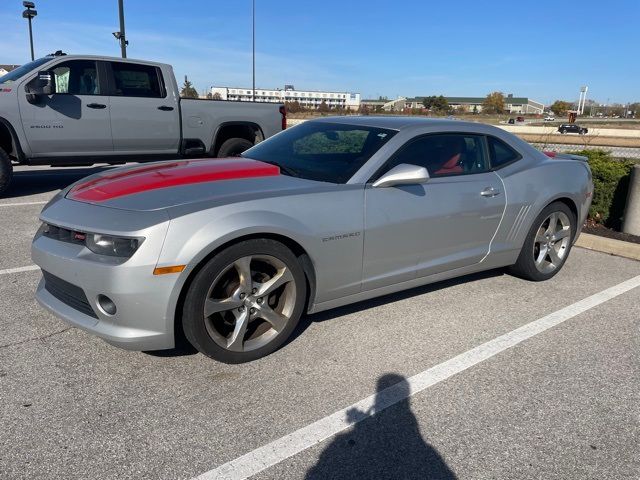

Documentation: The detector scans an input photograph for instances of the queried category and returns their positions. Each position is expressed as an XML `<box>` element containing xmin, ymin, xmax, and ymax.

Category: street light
<box><xmin>22</xmin><ymin>1</ymin><xmax>37</xmax><ymax>61</ymax></box>
<box><xmin>112</xmin><ymin>0</ymin><xmax>128</xmax><ymax>58</ymax></box>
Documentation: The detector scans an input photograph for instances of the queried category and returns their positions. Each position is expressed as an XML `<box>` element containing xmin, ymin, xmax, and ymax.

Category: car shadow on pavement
<box><xmin>306</xmin><ymin>373</ymin><xmax>457</xmax><ymax>479</ymax></box>
<box><xmin>4</xmin><ymin>166</ymin><xmax>114</xmax><ymax>198</ymax></box>
<box><xmin>291</xmin><ymin>268</ymin><xmax>505</xmax><ymax>345</ymax></box>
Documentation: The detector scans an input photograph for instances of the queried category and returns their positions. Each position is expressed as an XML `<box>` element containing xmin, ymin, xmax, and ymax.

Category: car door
<box><xmin>106</xmin><ymin>61</ymin><xmax>180</xmax><ymax>154</ymax></box>
<box><xmin>362</xmin><ymin>133</ymin><xmax>505</xmax><ymax>291</ymax></box>
<box><xmin>18</xmin><ymin>59</ymin><xmax>113</xmax><ymax>156</ymax></box>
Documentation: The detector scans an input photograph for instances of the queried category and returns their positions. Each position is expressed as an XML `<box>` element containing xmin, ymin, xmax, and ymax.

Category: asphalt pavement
<box><xmin>1</xmin><ymin>166</ymin><xmax>639</xmax><ymax>479</ymax></box>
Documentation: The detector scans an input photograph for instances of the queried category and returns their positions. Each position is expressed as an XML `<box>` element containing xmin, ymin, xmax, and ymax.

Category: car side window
<box><xmin>376</xmin><ymin>133</ymin><xmax>488</xmax><ymax>180</ymax></box>
<box><xmin>487</xmin><ymin>136</ymin><xmax>520</xmax><ymax>168</ymax></box>
<box><xmin>50</xmin><ymin>60</ymin><xmax>100</xmax><ymax>95</ymax></box>
<box><xmin>110</xmin><ymin>62</ymin><xmax>164</xmax><ymax>98</ymax></box>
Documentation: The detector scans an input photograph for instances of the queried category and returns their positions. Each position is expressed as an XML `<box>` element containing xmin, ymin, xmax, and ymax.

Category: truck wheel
<box><xmin>0</xmin><ymin>147</ymin><xmax>13</xmax><ymax>196</ymax></box>
<box><xmin>217</xmin><ymin>138</ymin><xmax>254</xmax><ymax>157</ymax></box>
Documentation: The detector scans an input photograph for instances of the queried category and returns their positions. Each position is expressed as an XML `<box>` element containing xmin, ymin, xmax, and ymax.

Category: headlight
<box><xmin>86</xmin><ymin>233</ymin><xmax>142</xmax><ymax>258</ymax></box>
<box><xmin>38</xmin><ymin>222</ymin><xmax>143</xmax><ymax>258</ymax></box>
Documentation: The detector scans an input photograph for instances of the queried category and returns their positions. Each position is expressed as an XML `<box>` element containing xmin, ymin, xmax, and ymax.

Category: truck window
<box><xmin>110</xmin><ymin>62</ymin><xmax>164</xmax><ymax>98</ymax></box>
<box><xmin>50</xmin><ymin>60</ymin><xmax>100</xmax><ymax>95</ymax></box>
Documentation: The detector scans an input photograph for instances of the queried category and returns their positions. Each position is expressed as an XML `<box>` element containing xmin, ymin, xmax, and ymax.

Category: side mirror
<box><xmin>26</xmin><ymin>71</ymin><xmax>55</xmax><ymax>103</ymax></box>
<box><xmin>372</xmin><ymin>163</ymin><xmax>430</xmax><ymax>188</ymax></box>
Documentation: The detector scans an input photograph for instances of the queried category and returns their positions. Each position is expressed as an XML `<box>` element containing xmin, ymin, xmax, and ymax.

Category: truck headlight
<box><xmin>85</xmin><ymin>233</ymin><xmax>142</xmax><ymax>257</ymax></box>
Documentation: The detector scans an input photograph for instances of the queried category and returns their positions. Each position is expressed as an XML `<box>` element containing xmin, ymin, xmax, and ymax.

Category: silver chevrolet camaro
<box><xmin>32</xmin><ymin>117</ymin><xmax>593</xmax><ymax>363</ymax></box>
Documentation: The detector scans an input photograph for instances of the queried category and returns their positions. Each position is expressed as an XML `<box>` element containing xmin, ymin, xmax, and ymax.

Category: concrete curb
<box><xmin>575</xmin><ymin>233</ymin><xmax>640</xmax><ymax>261</ymax></box>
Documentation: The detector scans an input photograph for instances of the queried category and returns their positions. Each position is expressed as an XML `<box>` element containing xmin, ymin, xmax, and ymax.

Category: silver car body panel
<box><xmin>32</xmin><ymin>117</ymin><xmax>593</xmax><ymax>351</ymax></box>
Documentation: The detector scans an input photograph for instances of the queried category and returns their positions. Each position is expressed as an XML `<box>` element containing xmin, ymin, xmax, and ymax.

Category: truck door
<box><xmin>106</xmin><ymin>62</ymin><xmax>180</xmax><ymax>154</ymax></box>
<box><xmin>18</xmin><ymin>59</ymin><xmax>113</xmax><ymax>156</ymax></box>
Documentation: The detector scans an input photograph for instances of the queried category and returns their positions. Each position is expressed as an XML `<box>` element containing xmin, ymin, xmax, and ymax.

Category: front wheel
<box><xmin>182</xmin><ymin>239</ymin><xmax>307</xmax><ymax>363</ymax></box>
<box><xmin>0</xmin><ymin>147</ymin><xmax>13</xmax><ymax>196</ymax></box>
<box><xmin>509</xmin><ymin>202</ymin><xmax>576</xmax><ymax>281</ymax></box>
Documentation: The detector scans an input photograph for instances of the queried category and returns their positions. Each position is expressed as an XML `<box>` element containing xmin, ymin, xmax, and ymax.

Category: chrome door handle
<box><xmin>480</xmin><ymin>187</ymin><xmax>500</xmax><ymax>197</ymax></box>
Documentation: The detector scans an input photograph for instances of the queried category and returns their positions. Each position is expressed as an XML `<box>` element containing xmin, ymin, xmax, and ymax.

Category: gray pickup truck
<box><xmin>0</xmin><ymin>52</ymin><xmax>286</xmax><ymax>194</ymax></box>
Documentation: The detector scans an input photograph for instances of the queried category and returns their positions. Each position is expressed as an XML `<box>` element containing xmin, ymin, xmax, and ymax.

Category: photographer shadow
<box><xmin>306</xmin><ymin>373</ymin><xmax>456</xmax><ymax>480</ymax></box>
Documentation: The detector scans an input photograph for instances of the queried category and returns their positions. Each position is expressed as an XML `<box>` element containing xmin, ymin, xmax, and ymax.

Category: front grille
<box><xmin>43</xmin><ymin>271</ymin><xmax>98</xmax><ymax>319</ymax></box>
<box><xmin>42</xmin><ymin>224</ymin><xmax>87</xmax><ymax>245</ymax></box>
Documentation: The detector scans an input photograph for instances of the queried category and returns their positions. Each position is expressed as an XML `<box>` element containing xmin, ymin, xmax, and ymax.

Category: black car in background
<box><xmin>558</xmin><ymin>124</ymin><xmax>588</xmax><ymax>135</ymax></box>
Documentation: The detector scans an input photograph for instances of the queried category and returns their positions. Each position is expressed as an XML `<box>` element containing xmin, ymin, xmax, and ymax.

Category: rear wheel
<box><xmin>509</xmin><ymin>202</ymin><xmax>576</xmax><ymax>281</ymax></box>
<box><xmin>217</xmin><ymin>137</ymin><xmax>254</xmax><ymax>157</ymax></box>
<box><xmin>0</xmin><ymin>147</ymin><xmax>13</xmax><ymax>196</ymax></box>
<box><xmin>182</xmin><ymin>239</ymin><xmax>307</xmax><ymax>363</ymax></box>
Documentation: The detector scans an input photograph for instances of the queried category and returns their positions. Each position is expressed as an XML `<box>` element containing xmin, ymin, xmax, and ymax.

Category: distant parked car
<box><xmin>508</xmin><ymin>118</ymin><xmax>515</xmax><ymax>124</ymax></box>
<box><xmin>558</xmin><ymin>124</ymin><xmax>588</xmax><ymax>135</ymax></box>
<box><xmin>516</xmin><ymin>116</ymin><xmax>525</xmax><ymax>123</ymax></box>
<box><xmin>544</xmin><ymin>115</ymin><xmax>555</xmax><ymax>122</ymax></box>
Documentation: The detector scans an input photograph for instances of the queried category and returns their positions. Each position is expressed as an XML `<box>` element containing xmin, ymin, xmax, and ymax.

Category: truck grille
<box><xmin>43</xmin><ymin>271</ymin><xmax>98</xmax><ymax>319</ymax></box>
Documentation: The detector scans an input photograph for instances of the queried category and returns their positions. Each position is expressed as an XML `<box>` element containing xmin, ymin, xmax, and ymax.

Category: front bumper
<box><xmin>31</xmin><ymin>198</ymin><xmax>177</xmax><ymax>351</ymax></box>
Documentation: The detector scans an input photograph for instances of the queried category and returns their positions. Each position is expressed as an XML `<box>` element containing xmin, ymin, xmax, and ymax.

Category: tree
<box><xmin>421</xmin><ymin>95</ymin><xmax>449</xmax><ymax>114</ymax></box>
<box><xmin>285</xmin><ymin>100</ymin><xmax>303</xmax><ymax>113</ymax></box>
<box><xmin>549</xmin><ymin>100</ymin><xmax>572</xmax><ymax>116</ymax></box>
<box><xmin>482</xmin><ymin>92</ymin><xmax>505</xmax><ymax>114</ymax></box>
<box><xmin>180</xmin><ymin>75</ymin><xmax>198</xmax><ymax>98</ymax></box>
<box><xmin>211</xmin><ymin>92</ymin><xmax>222</xmax><ymax>100</ymax></box>
<box><xmin>472</xmin><ymin>105</ymin><xmax>478</xmax><ymax>114</ymax></box>
<box><xmin>318</xmin><ymin>100</ymin><xmax>330</xmax><ymax>113</ymax></box>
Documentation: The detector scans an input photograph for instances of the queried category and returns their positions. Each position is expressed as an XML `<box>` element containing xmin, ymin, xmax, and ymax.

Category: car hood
<box><xmin>65</xmin><ymin>157</ymin><xmax>330</xmax><ymax>212</ymax></box>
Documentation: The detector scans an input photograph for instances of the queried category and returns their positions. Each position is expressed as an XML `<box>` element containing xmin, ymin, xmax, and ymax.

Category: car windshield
<box><xmin>242</xmin><ymin>122</ymin><xmax>397</xmax><ymax>183</ymax></box>
<box><xmin>0</xmin><ymin>57</ymin><xmax>52</xmax><ymax>84</ymax></box>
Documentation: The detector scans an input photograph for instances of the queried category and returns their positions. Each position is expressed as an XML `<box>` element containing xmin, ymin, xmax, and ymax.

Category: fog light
<box><xmin>97</xmin><ymin>295</ymin><xmax>117</xmax><ymax>316</ymax></box>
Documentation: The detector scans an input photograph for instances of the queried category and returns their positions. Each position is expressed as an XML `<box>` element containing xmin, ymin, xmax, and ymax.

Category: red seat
<box><xmin>434</xmin><ymin>153</ymin><xmax>463</xmax><ymax>175</ymax></box>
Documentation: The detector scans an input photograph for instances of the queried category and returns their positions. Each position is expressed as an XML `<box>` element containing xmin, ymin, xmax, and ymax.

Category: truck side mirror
<box><xmin>26</xmin><ymin>71</ymin><xmax>56</xmax><ymax>104</ymax></box>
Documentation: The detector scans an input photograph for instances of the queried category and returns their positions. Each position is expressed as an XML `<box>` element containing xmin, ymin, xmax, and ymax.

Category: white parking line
<box><xmin>0</xmin><ymin>265</ymin><xmax>40</xmax><ymax>275</ymax></box>
<box><xmin>0</xmin><ymin>201</ymin><xmax>48</xmax><ymax>207</ymax></box>
<box><xmin>196</xmin><ymin>274</ymin><xmax>640</xmax><ymax>480</ymax></box>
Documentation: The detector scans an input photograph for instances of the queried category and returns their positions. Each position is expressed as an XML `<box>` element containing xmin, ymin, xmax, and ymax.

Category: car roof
<box><xmin>311</xmin><ymin>115</ymin><xmax>491</xmax><ymax>131</ymax></box>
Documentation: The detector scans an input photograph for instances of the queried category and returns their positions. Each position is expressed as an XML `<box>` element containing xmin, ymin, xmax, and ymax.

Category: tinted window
<box><xmin>49</xmin><ymin>60</ymin><xmax>100</xmax><ymax>95</ymax></box>
<box><xmin>377</xmin><ymin>133</ymin><xmax>488</xmax><ymax>179</ymax></box>
<box><xmin>487</xmin><ymin>136</ymin><xmax>520</xmax><ymax>168</ymax></box>
<box><xmin>111</xmin><ymin>62</ymin><xmax>163</xmax><ymax>98</ymax></box>
<box><xmin>242</xmin><ymin>122</ymin><xmax>397</xmax><ymax>183</ymax></box>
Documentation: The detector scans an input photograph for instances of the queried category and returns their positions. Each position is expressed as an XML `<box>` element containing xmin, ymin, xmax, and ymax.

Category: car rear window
<box><xmin>243</xmin><ymin>122</ymin><xmax>397</xmax><ymax>183</ymax></box>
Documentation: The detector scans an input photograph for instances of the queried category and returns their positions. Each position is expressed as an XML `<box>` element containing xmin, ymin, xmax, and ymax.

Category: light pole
<box><xmin>252</xmin><ymin>0</ymin><xmax>256</xmax><ymax>102</ymax></box>
<box><xmin>112</xmin><ymin>0</ymin><xmax>128</xmax><ymax>58</ymax></box>
<box><xmin>22</xmin><ymin>1</ymin><xmax>37</xmax><ymax>61</ymax></box>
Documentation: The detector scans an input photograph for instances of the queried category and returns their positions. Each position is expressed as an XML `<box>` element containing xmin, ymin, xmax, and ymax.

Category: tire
<box><xmin>0</xmin><ymin>147</ymin><xmax>13</xmax><ymax>196</ymax></box>
<box><xmin>182</xmin><ymin>238</ymin><xmax>307</xmax><ymax>363</ymax></box>
<box><xmin>559</xmin><ymin>129</ymin><xmax>566</xmax><ymax>134</ymax></box>
<box><xmin>216</xmin><ymin>137</ymin><xmax>254</xmax><ymax>157</ymax></box>
<box><xmin>509</xmin><ymin>201</ymin><xmax>576</xmax><ymax>281</ymax></box>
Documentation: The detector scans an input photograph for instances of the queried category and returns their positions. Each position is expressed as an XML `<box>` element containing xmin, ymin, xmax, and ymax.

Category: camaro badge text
<box><xmin>322</xmin><ymin>232</ymin><xmax>361</xmax><ymax>242</ymax></box>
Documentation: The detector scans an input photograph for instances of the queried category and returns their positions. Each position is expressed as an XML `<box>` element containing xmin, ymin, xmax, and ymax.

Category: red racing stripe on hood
<box><xmin>67</xmin><ymin>158</ymin><xmax>280</xmax><ymax>202</ymax></box>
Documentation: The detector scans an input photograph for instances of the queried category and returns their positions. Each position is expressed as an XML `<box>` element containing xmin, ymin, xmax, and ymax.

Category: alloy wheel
<box><xmin>202</xmin><ymin>255</ymin><xmax>296</xmax><ymax>352</ymax></box>
<box><xmin>532</xmin><ymin>211</ymin><xmax>572</xmax><ymax>274</ymax></box>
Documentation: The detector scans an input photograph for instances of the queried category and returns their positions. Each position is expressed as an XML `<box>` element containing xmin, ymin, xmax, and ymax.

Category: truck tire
<box><xmin>217</xmin><ymin>138</ymin><xmax>254</xmax><ymax>158</ymax></box>
<box><xmin>0</xmin><ymin>147</ymin><xmax>13</xmax><ymax>196</ymax></box>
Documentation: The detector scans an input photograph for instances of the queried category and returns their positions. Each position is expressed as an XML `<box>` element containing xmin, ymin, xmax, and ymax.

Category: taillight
<box><xmin>279</xmin><ymin>105</ymin><xmax>287</xmax><ymax>130</ymax></box>
<box><xmin>543</xmin><ymin>151</ymin><xmax>557</xmax><ymax>158</ymax></box>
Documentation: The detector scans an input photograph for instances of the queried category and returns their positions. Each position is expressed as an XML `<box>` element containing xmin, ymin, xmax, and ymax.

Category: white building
<box><xmin>211</xmin><ymin>85</ymin><xmax>361</xmax><ymax>110</ymax></box>
<box><xmin>0</xmin><ymin>64</ymin><xmax>20</xmax><ymax>77</ymax></box>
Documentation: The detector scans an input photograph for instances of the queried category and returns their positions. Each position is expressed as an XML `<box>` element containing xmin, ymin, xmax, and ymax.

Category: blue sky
<box><xmin>1</xmin><ymin>0</ymin><xmax>638</xmax><ymax>105</ymax></box>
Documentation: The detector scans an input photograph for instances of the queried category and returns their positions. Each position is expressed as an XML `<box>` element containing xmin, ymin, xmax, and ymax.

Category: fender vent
<box><xmin>506</xmin><ymin>205</ymin><xmax>531</xmax><ymax>242</ymax></box>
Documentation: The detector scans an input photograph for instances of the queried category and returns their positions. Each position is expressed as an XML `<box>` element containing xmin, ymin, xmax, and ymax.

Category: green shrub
<box><xmin>571</xmin><ymin>149</ymin><xmax>634</xmax><ymax>229</ymax></box>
